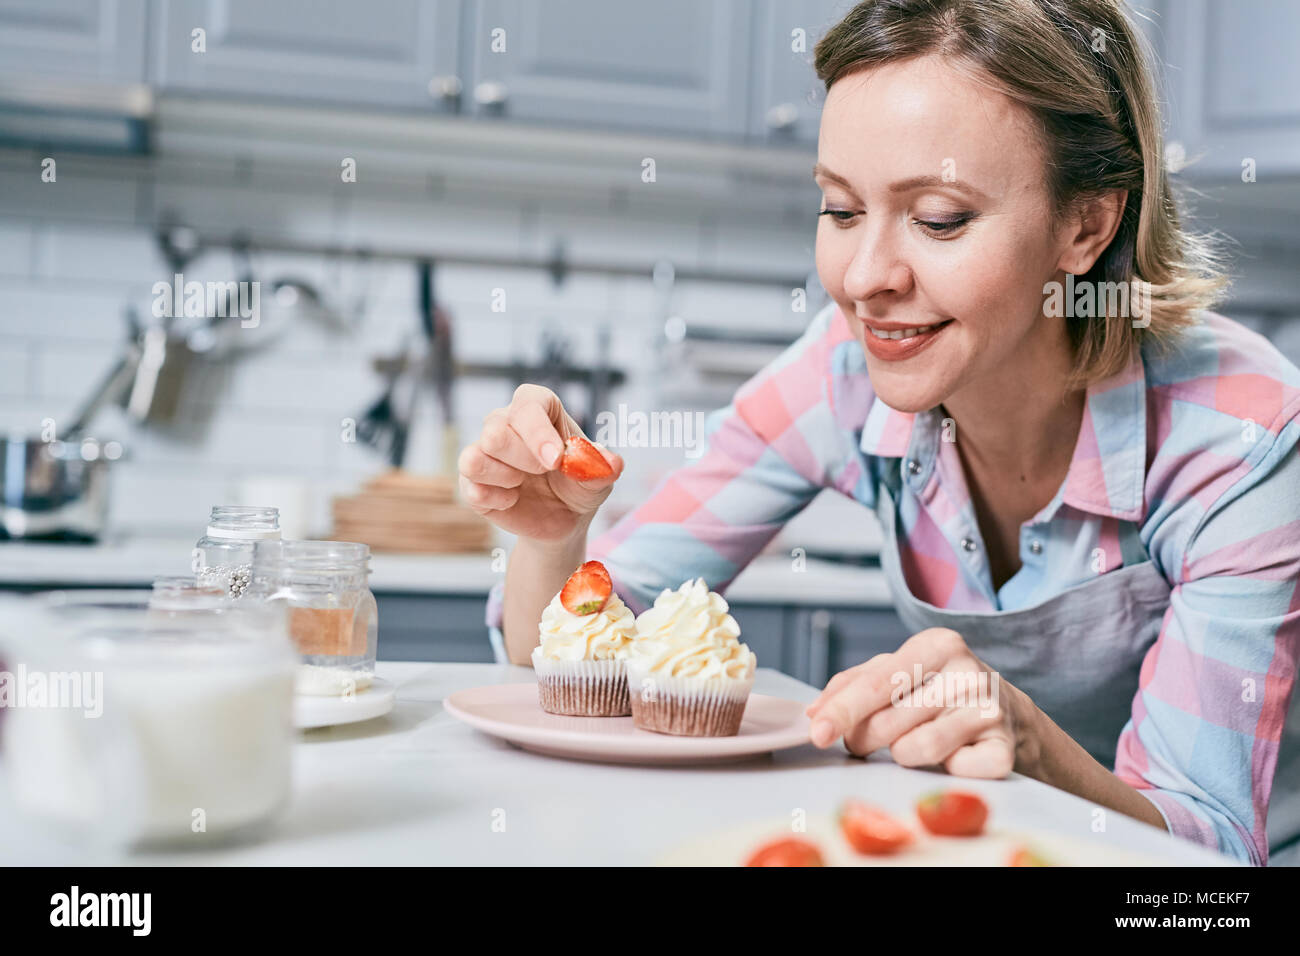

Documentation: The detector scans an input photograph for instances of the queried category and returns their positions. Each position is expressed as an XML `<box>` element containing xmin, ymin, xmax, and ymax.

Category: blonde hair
<box><xmin>815</xmin><ymin>0</ymin><xmax>1230</xmax><ymax>386</ymax></box>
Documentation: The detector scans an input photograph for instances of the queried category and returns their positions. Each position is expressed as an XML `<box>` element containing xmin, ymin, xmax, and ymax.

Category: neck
<box><xmin>941</xmin><ymin>320</ymin><xmax>1085</xmax><ymax>479</ymax></box>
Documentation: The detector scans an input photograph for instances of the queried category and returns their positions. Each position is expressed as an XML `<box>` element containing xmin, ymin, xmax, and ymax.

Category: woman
<box><xmin>462</xmin><ymin>0</ymin><xmax>1300</xmax><ymax>866</ymax></box>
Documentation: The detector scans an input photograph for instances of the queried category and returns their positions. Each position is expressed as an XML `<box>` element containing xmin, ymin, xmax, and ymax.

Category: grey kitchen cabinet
<box><xmin>150</xmin><ymin>0</ymin><xmax>463</xmax><ymax>111</ymax></box>
<box><xmin>749</xmin><ymin>0</ymin><xmax>852</xmax><ymax>145</ymax></box>
<box><xmin>377</xmin><ymin>591</ymin><xmax>497</xmax><ymax>663</ymax></box>
<box><xmin>1152</xmin><ymin>0</ymin><xmax>1300</xmax><ymax>177</ymax></box>
<box><xmin>370</xmin><ymin>589</ymin><xmax>909</xmax><ymax>690</ymax></box>
<box><xmin>0</xmin><ymin>0</ymin><xmax>147</xmax><ymax>84</ymax></box>
<box><xmin>727</xmin><ymin>604</ymin><xmax>788</xmax><ymax>676</ymax></box>
<box><xmin>464</xmin><ymin>0</ymin><xmax>754</xmax><ymax>138</ymax></box>
<box><xmin>788</xmin><ymin>605</ymin><xmax>910</xmax><ymax>688</ymax></box>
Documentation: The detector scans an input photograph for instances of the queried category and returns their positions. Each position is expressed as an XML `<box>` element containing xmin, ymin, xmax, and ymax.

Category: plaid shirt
<box><xmin>487</xmin><ymin>302</ymin><xmax>1300</xmax><ymax>865</ymax></box>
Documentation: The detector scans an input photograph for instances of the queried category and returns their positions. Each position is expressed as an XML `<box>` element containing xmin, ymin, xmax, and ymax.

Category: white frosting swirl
<box><xmin>537</xmin><ymin>591</ymin><xmax>637</xmax><ymax>661</ymax></box>
<box><xmin>630</xmin><ymin>578</ymin><xmax>756</xmax><ymax>680</ymax></box>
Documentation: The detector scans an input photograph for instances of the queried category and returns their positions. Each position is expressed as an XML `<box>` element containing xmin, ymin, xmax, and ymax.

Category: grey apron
<box><xmin>874</xmin><ymin>478</ymin><xmax>1300</xmax><ymax>865</ymax></box>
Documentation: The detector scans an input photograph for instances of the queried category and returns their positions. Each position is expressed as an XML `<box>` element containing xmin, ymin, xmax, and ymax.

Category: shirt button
<box><xmin>906</xmin><ymin>459</ymin><xmax>922</xmax><ymax>476</ymax></box>
<box><xmin>1029</xmin><ymin>540</ymin><xmax>1043</xmax><ymax>555</ymax></box>
<box><xmin>960</xmin><ymin>537</ymin><xmax>977</xmax><ymax>552</ymax></box>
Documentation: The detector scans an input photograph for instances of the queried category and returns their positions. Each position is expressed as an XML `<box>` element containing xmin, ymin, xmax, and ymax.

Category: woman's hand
<box><xmin>805</xmin><ymin>627</ymin><xmax>1040</xmax><ymax>778</ymax></box>
<box><xmin>458</xmin><ymin>384</ymin><xmax>623</xmax><ymax>543</ymax></box>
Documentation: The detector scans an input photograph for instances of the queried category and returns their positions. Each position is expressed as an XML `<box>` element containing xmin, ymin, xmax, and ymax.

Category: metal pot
<box><xmin>0</xmin><ymin>436</ymin><xmax>122</xmax><ymax>542</ymax></box>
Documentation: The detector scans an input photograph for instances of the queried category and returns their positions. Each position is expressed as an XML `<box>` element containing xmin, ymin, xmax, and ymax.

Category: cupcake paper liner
<box><xmin>625</xmin><ymin>661</ymin><xmax>755</xmax><ymax>737</ymax></box>
<box><xmin>531</xmin><ymin>649</ymin><xmax>631</xmax><ymax>717</ymax></box>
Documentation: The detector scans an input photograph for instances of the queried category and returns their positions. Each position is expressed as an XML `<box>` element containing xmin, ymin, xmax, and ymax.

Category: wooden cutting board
<box><xmin>331</xmin><ymin>469</ymin><xmax>494</xmax><ymax>554</ymax></box>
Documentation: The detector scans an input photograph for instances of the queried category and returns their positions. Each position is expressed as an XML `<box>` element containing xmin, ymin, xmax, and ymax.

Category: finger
<box><xmin>942</xmin><ymin>732</ymin><xmax>1015</xmax><ymax>779</ymax></box>
<box><xmin>805</xmin><ymin>660</ymin><xmax>872</xmax><ymax>716</ymax></box>
<box><xmin>842</xmin><ymin>659</ymin><xmax>987</xmax><ymax>755</ymax></box>
<box><xmin>459</xmin><ymin>474</ymin><xmax>520</xmax><ymax>513</ymax></box>
<box><xmin>458</xmin><ymin>443</ymin><xmax>526</xmax><ymax>489</ymax></box>
<box><xmin>808</xmin><ymin>661</ymin><xmax>901</xmax><ymax>748</ymax></box>
<box><xmin>509</xmin><ymin>386</ymin><xmax>569</xmax><ymax>468</ymax></box>
<box><xmin>478</xmin><ymin>415</ymin><xmax>549</xmax><ymax>475</ymax></box>
<box><xmin>885</xmin><ymin>704</ymin><xmax>990</xmax><ymax>768</ymax></box>
<box><xmin>808</xmin><ymin>630</ymin><xmax>965</xmax><ymax>747</ymax></box>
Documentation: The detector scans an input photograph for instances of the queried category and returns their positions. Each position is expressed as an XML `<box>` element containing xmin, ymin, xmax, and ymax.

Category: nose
<box><xmin>841</xmin><ymin>219</ymin><xmax>913</xmax><ymax>306</ymax></box>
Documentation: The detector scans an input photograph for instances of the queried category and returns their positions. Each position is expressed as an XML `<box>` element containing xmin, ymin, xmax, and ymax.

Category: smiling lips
<box><xmin>860</xmin><ymin>317</ymin><xmax>953</xmax><ymax>361</ymax></box>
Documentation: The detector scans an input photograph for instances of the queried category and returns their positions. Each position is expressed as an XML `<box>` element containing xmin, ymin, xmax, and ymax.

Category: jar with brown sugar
<box><xmin>248</xmin><ymin>540</ymin><xmax>377</xmax><ymax>697</ymax></box>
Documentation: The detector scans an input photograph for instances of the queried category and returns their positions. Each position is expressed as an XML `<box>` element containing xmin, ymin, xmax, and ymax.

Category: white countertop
<box><xmin>0</xmin><ymin>537</ymin><xmax>894</xmax><ymax>607</ymax></box>
<box><xmin>0</xmin><ymin>662</ymin><xmax>1235</xmax><ymax>866</ymax></box>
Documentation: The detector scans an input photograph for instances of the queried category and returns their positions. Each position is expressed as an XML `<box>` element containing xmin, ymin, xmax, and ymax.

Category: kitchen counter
<box><xmin>0</xmin><ymin>662</ymin><xmax>1235</xmax><ymax>866</ymax></box>
<box><xmin>0</xmin><ymin>537</ymin><xmax>894</xmax><ymax>607</ymax></box>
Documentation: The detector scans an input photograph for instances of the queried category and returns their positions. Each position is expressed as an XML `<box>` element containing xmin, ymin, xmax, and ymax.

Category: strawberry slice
<box><xmin>838</xmin><ymin>800</ymin><xmax>914</xmax><ymax>855</ymax></box>
<box><xmin>1007</xmin><ymin>845</ymin><xmax>1053</xmax><ymax>866</ymax></box>
<box><xmin>558</xmin><ymin>435</ymin><xmax>614</xmax><ymax>481</ymax></box>
<box><xmin>745</xmin><ymin>837</ymin><xmax>825</xmax><ymax>867</ymax></box>
<box><xmin>916</xmin><ymin>790</ymin><xmax>989</xmax><ymax>837</ymax></box>
<box><xmin>559</xmin><ymin>560</ymin><xmax>612</xmax><ymax>616</ymax></box>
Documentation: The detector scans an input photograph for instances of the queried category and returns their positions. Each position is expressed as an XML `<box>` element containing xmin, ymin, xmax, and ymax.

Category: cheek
<box><xmin>814</xmin><ymin>224</ymin><xmax>853</xmax><ymax>301</ymax></box>
<box><xmin>915</xmin><ymin>248</ymin><xmax>1046</xmax><ymax>335</ymax></box>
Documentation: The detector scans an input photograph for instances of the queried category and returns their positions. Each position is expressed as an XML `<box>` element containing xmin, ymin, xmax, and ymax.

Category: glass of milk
<box><xmin>0</xmin><ymin>590</ymin><xmax>297</xmax><ymax>851</ymax></box>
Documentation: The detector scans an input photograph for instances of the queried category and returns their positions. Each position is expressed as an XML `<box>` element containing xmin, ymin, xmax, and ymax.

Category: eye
<box><xmin>914</xmin><ymin>214</ymin><xmax>974</xmax><ymax>236</ymax></box>
<box><xmin>818</xmin><ymin>209</ymin><xmax>861</xmax><ymax>226</ymax></box>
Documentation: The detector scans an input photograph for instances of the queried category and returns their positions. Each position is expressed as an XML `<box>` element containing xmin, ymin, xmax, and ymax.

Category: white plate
<box><xmin>443</xmin><ymin>683</ymin><xmax>811</xmax><ymax>765</ymax></box>
<box><xmin>294</xmin><ymin>677</ymin><xmax>396</xmax><ymax>729</ymax></box>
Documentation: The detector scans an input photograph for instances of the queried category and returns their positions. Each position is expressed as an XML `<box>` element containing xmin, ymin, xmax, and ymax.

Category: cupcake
<box><xmin>531</xmin><ymin>560</ymin><xmax>637</xmax><ymax>716</ymax></box>
<box><xmin>626</xmin><ymin>578</ymin><xmax>757</xmax><ymax>736</ymax></box>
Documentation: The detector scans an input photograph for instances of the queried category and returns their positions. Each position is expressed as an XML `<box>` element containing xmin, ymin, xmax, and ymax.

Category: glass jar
<box><xmin>249</xmin><ymin>540</ymin><xmax>377</xmax><ymax>697</ymax></box>
<box><xmin>149</xmin><ymin>575</ymin><xmax>229</xmax><ymax>612</ymax></box>
<box><xmin>194</xmin><ymin>506</ymin><xmax>280</xmax><ymax>599</ymax></box>
<box><xmin>0</xmin><ymin>590</ymin><xmax>297</xmax><ymax>850</ymax></box>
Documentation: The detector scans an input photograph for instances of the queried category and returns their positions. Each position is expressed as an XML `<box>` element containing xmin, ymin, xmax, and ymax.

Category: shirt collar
<box><xmin>859</xmin><ymin>348</ymin><xmax>1147</xmax><ymax>521</ymax></box>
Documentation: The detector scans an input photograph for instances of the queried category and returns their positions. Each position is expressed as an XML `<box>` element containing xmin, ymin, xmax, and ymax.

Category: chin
<box><xmin>855</xmin><ymin>344</ymin><xmax>948</xmax><ymax>413</ymax></box>
<box><xmin>869</xmin><ymin>379</ymin><xmax>942</xmax><ymax>414</ymax></box>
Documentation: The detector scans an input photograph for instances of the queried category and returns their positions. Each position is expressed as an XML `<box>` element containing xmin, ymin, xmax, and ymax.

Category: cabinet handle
<box><xmin>765</xmin><ymin>103</ymin><xmax>799</xmax><ymax>132</ymax></box>
<box><xmin>429</xmin><ymin>75</ymin><xmax>463</xmax><ymax>109</ymax></box>
<box><xmin>474</xmin><ymin>81</ymin><xmax>509</xmax><ymax>109</ymax></box>
<box><xmin>808</xmin><ymin>609</ymin><xmax>833</xmax><ymax>688</ymax></box>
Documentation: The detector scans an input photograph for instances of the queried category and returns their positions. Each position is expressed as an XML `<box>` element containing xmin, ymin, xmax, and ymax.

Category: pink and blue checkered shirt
<box><xmin>487</xmin><ymin>303</ymin><xmax>1300</xmax><ymax>865</ymax></box>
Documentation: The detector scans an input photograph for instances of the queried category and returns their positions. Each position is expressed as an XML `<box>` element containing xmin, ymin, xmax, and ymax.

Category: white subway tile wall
<box><xmin>2</xmin><ymin>150</ymin><xmax>1296</xmax><ymax>550</ymax></box>
<box><xmin>0</xmin><ymin>153</ymin><xmax>813</xmax><ymax>541</ymax></box>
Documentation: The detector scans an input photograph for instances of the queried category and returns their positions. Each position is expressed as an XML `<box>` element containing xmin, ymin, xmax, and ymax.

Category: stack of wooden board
<box><xmin>332</xmin><ymin>470</ymin><xmax>494</xmax><ymax>553</ymax></box>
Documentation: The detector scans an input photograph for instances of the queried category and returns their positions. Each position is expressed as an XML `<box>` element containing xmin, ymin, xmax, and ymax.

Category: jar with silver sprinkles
<box><xmin>194</xmin><ymin>506</ymin><xmax>281</xmax><ymax>599</ymax></box>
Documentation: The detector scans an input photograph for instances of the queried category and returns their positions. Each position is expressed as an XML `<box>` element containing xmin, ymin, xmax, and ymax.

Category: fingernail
<box><xmin>541</xmin><ymin>442</ymin><xmax>559</xmax><ymax>467</ymax></box>
<box><xmin>811</xmin><ymin>718</ymin><xmax>835</xmax><ymax>747</ymax></box>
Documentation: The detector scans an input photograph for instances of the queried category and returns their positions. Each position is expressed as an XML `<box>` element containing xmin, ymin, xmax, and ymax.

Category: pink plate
<box><xmin>443</xmin><ymin>683</ymin><xmax>813</xmax><ymax>765</ymax></box>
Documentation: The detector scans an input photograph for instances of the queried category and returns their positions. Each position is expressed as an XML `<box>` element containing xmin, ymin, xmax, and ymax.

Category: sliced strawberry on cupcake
<box><xmin>558</xmin><ymin>435</ymin><xmax>614</xmax><ymax>482</ymax></box>
<box><xmin>533</xmin><ymin>559</ymin><xmax>635</xmax><ymax>718</ymax></box>
<box><xmin>559</xmin><ymin>559</ymin><xmax>612</xmax><ymax>616</ymax></box>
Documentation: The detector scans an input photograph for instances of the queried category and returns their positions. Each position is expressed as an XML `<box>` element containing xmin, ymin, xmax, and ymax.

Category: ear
<box><xmin>1056</xmin><ymin>189</ymin><xmax>1128</xmax><ymax>275</ymax></box>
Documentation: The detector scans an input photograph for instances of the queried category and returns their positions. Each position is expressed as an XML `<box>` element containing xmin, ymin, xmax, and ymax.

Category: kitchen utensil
<box><xmin>0</xmin><ymin>436</ymin><xmax>122</xmax><ymax>541</ymax></box>
<box><xmin>443</xmin><ymin>684</ymin><xmax>812</xmax><ymax>765</ymax></box>
<box><xmin>422</xmin><ymin>259</ymin><xmax>460</xmax><ymax>476</ymax></box>
<box><xmin>120</xmin><ymin>323</ymin><xmax>201</xmax><ymax>424</ymax></box>
<box><xmin>355</xmin><ymin>335</ymin><xmax>414</xmax><ymax>465</ymax></box>
<box><xmin>388</xmin><ymin>259</ymin><xmax>436</xmax><ymax>469</ymax></box>
<box><xmin>64</xmin><ymin>309</ymin><xmax>143</xmax><ymax>440</ymax></box>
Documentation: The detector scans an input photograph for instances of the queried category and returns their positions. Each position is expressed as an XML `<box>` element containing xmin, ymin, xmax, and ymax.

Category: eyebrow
<box><xmin>812</xmin><ymin>164</ymin><xmax>990</xmax><ymax>202</ymax></box>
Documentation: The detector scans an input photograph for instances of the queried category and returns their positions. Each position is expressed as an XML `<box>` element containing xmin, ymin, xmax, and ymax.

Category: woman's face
<box><xmin>815</xmin><ymin>55</ymin><xmax>1075</xmax><ymax>413</ymax></box>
